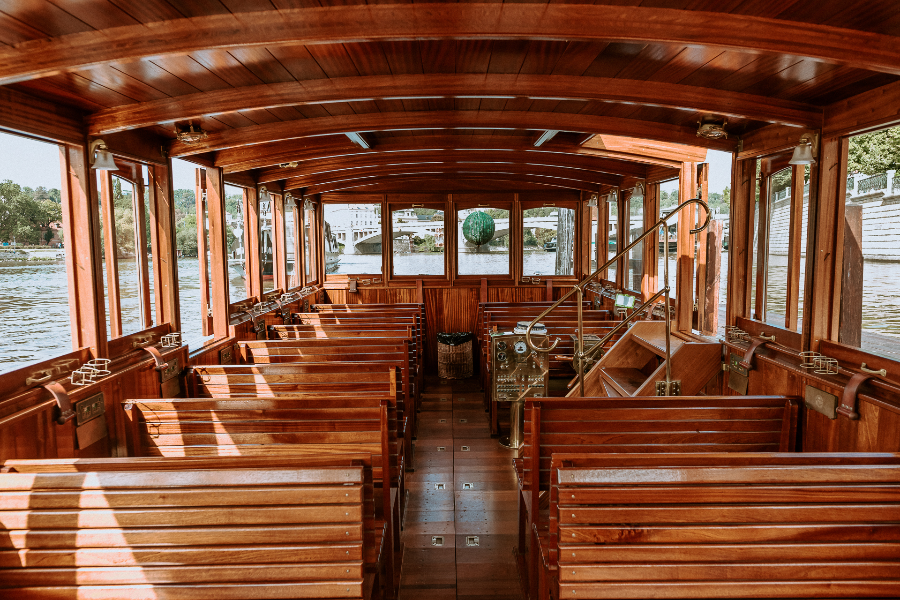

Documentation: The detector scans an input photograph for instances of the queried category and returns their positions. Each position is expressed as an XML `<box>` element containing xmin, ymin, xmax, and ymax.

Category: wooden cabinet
<box><xmin>575</xmin><ymin>321</ymin><xmax>722</xmax><ymax>397</ymax></box>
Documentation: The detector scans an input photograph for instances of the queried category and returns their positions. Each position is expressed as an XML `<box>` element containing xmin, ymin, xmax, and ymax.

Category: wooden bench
<box><xmin>231</xmin><ymin>344</ymin><xmax>416</xmax><ymax>466</ymax></box>
<box><xmin>0</xmin><ymin>458</ymin><xmax>377</xmax><ymax>599</ymax></box>
<box><xmin>547</xmin><ymin>452</ymin><xmax>900</xmax><ymax>600</ymax></box>
<box><xmin>517</xmin><ymin>395</ymin><xmax>801</xmax><ymax>598</ymax></box>
<box><xmin>123</xmin><ymin>397</ymin><xmax>402</xmax><ymax>596</ymax></box>
<box><xmin>290</xmin><ymin>312</ymin><xmax>424</xmax><ymax>394</ymax></box>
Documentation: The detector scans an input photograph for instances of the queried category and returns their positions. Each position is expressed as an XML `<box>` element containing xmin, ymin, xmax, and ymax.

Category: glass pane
<box><xmin>110</xmin><ymin>176</ymin><xmax>146</xmax><ymax>337</ymax></box>
<box><xmin>305</xmin><ymin>207</ymin><xmax>315</xmax><ymax>278</ymax></box>
<box><xmin>284</xmin><ymin>202</ymin><xmax>297</xmax><ymax>288</ymax></box>
<box><xmin>260</xmin><ymin>197</ymin><xmax>274</xmax><ymax>292</ymax></box>
<box><xmin>607</xmin><ymin>198</ymin><xmax>617</xmax><ymax>281</ymax></box>
<box><xmin>170</xmin><ymin>159</ymin><xmax>213</xmax><ymax>349</ymax></box>
<box><xmin>457</xmin><ymin>207</ymin><xmax>509</xmax><ymax>275</ymax></box>
<box><xmin>0</xmin><ymin>132</ymin><xmax>70</xmax><ymax>370</ymax></box>
<box><xmin>590</xmin><ymin>206</ymin><xmax>598</xmax><ymax>273</ymax></box>
<box><xmin>659</xmin><ymin>182</ymin><xmax>679</xmax><ymax>298</ymax></box>
<box><xmin>225</xmin><ymin>185</ymin><xmax>246</xmax><ymax>302</ymax></box>
<box><xmin>392</xmin><ymin>208</ymin><xmax>444</xmax><ymax>276</ymax></box>
<box><xmin>765</xmin><ymin>168</ymin><xmax>791</xmax><ymax>326</ymax></box>
<box><xmin>325</xmin><ymin>203</ymin><xmax>382</xmax><ymax>275</ymax></box>
<box><xmin>627</xmin><ymin>193</ymin><xmax>644</xmax><ymax>292</ymax></box>
<box><xmin>839</xmin><ymin>125</ymin><xmax>900</xmax><ymax>358</ymax></box>
<box><xmin>522</xmin><ymin>207</ymin><xmax>575</xmax><ymax>276</ymax></box>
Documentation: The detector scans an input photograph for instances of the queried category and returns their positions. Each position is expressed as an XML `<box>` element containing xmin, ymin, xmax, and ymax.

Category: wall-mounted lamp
<box><xmin>586</xmin><ymin>193</ymin><xmax>598</xmax><ymax>207</ymax></box>
<box><xmin>88</xmin><ymin>139</ymin><xmax>117</xmax><ymax>171</ymax></box>
<box><xmin>303</xmin><ymin>198</ymin><xmax>314</xmax><ymax>213</ymax></box>
<box><xmin>258</xmin><ymin>186</ymin><xmax>270</xmax><ymax>201</ymax></box>
<box><xmin>628</xmin><ymin>182</ymin><xmax>645</xmax><ymax>203</ymax></box>
<box><xmin>789</xmin><ymin>133</ymin><xmax>819</xmax><ymax>165</ymax></box>
<box><xmin>606</xmin><ymin>190</ymin><xmax>618</xmax><ymax>204</ymax></box>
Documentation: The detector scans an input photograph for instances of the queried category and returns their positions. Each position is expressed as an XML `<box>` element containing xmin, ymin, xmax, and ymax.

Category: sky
<box><xmin>0</xmin><ymin>130</ymin><xmax>733</xmax><ymax>195</ymax></box>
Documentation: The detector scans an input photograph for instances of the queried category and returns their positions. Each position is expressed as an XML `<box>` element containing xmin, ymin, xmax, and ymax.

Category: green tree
<box><xmin>848</xmin><ymin>127</ymin><xmax>900</xmax><ymax>175</ymax></box>
<box><xmin>0</xmin><ymin>180</ymin><xmax>61</xmax><ymax>244</ymax></box>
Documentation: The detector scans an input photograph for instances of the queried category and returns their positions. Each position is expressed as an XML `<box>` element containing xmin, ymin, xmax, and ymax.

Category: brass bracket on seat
<box><xmin>43</xmin><ymin>381</ymin><xmax>74</xmax><ymax>425</ymax></box>
<box><xmin>738</xmin><ymin>338</ymin><xmax>770</xmax><ymax>371</ymax></box>
<box><xmin>141</xmin><ymin>346</ymin><xmax>169</xmax><ymax>372</ymax></box>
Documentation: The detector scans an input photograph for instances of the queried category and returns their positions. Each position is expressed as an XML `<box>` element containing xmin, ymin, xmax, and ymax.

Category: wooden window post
<box><xmin>726</xmin><ymin>158</ymin><xmax>757</xmax><ymax>328</ymax></box>
<box><xmin>148</xmin><ymin>162</ymin><xmax>180</xmax><ymax>332</ymax></box>
<box><xmin>244</xmin><ymin>187</ymin><xmax>263</xmax><ymax>298</ymax></box>
<box><xmin>753</xmin><ymin>165</ymin><xmax>771</xmax><ymax>322</ymax></box>
<box><xmin>642</xmin><ymin>182</ymin><xmax>660</xmax><ymax>302</ymax></box>
<box><xmin>59</xmin><ymin>143</ymin><xmax>107</xmax><ymax>357</ymax></box>
<box><xmin>273</xmin><ymin>192</ymin><xmax>287</xmax><ymax>291</ymax></box>
<box><xmin>205</xmin><ymin>167</ymin><xmax>231</xmax><ymax>338</ymax></box>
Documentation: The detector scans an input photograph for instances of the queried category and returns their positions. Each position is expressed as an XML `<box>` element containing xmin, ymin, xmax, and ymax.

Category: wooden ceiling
<box><xmin>1</xmin><ymin>1</ymin><xmax>898</xmax><ymax>194</ymax></box>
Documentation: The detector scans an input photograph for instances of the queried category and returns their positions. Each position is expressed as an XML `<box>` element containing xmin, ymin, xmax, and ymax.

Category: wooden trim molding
<box><xmin>2</xmin><ymin>5</ymin><xmax>899</xmax><ymax>84</ymax></box>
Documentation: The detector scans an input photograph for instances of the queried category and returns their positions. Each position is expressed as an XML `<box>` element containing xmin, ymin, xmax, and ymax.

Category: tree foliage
<box><xmin>848</xmin><ymin>127</ymin><xmax>900</xmax><ymax>175</ymax></box>
<box><xmin>0</xmin><ymin>180</ymin><xmax>62</xmax><ymax>244</ymax></box>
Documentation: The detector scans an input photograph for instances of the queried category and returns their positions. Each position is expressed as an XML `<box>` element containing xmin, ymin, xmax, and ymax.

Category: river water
<box><xmin>2</xmin><ymin>250</ymin><xmax>899</xmax><ymax>372</ymax></box>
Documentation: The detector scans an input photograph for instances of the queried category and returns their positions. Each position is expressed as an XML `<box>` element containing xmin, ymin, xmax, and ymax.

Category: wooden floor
<box><xmin>399</xmin><ymin>377</ymin><xmax>525</xmax><ymax>600</ymax></box>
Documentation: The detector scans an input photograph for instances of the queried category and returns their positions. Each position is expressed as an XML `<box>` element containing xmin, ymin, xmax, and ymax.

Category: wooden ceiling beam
<box><xmin>170</xmin><ymin>110</ymin><xmax>734</xmax><ymax>157</ymax></box>
<box><xmin>87</xmin><ymin>74</ymin><xmax>819</xmax><ymax>135</ymax></box>
<box><xmin>285</xmin><ymin>163</ymin><xmax>622</xmax><ymax>189</ymax></box>
<box><xmin>2</xmin><ymin>5</ymin><xmax>899</xmax><ymax>84</ymax></box>
<box><xmin>256</xmin><ymin>150</ymin><xmax>649</xmax><ymax>184</ymax></box>
<box><xmin>305</xmin><ymin>173</ymin><xmax>595</xmax><ymax>195</ymax></box>
<box><xmin>216</xmin><ymin>135</ymin><xmax>684</xmax><ymax>172</ymax></box>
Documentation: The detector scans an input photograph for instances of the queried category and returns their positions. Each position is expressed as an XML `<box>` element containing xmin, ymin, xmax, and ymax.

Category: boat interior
<box><xmin>1</xmin><ymin>1</ymin><xmax>900</xmax><ymax>598</ymax></box>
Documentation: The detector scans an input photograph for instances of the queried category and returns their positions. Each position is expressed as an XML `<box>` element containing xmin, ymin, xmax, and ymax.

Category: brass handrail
<box><xmin>525</xmin><ymin>194</ymin><xmax>711</xmax><ymax>396</ymax></box>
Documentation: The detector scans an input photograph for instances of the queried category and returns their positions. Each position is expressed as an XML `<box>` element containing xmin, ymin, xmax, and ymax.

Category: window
<box><xmin>284</xmin><ymin>198</ymin><xmax>297</xmax><ymax>288</ymax></box>
<box><xmin>391</xmin><ymin>206</ymin><xmax>445</xmax><ymax>277</ymax></box>
<box><xmin>259</xmin><ymin>194</ymin><xmax>274</xmax><ymax>292</ymax></box>
<box><xmin>521</xmin><ymin>205</ymin><xmax>576</xmax><ymax>277</ymax></box>
<box><xmin>838</xmin><ymin>125</ymin><xmax>900</xmax><ymax>358</ymax></box>
<box><xmin>324</xmin><ymin>203</ymin><xmax>382</xmax><ymax>275</ymax></box>
<box><xmin>658</xmin><ymin>180</ymin><xmax>679</xmax><ymax>298</ymax></box>
<box><xmin>625</xmin><ymin>189</ymin><xmax>644</xmax><ymax>292</ymax></box>
<box><xmin>607</xmin><ymin>195</ymin><xmax>618</xmax><ymax>282</ymax></box>
<box><xmin>0</xmin><ymin>132</ymin><xmax>70</xmax><ymax>370</ymax></box>
<box><xmin>456</xmin><ymin>204</ymin><xmax>510</xmax><ymax>277</ymax></box>
<box><xmin>590</xmin><ymin>204</ymin><xmax>599</xmax><ymax>274</ymax></box>
<box><xmin>225</xmin><ymin>184</ymin><xmax>246</xmax><ymax>302</ymax></box>
<box><xmin>305</xmin><ymin>200</ymin><xmax>318</xmax><ymax>281</ymax></box>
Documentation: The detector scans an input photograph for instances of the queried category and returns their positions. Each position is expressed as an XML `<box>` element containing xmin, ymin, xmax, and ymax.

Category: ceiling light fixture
<box><xmin>345</xmin><ymin>132</ymin><xmax>370</xmax><ymax>149</ymax></box>
<box><xmin>789</xmin><ymin>133</ymin><xmax>819</xmax><ymax>165</ymax></box>
<box><xmin>696</xmin><ymin>118</ymin><xmax>728</xmax><ymax>140</ymax></box>
<box><xmin>533</xmin><ymin>130</ymin><xmax>560</xmax><ymax>147</ymax></box>
<box><xmin>280</xmin><ymin>162</ymin><xmax>299</xmax><ymax>169</ymax></box>
<box><xmin>174</xmin><ymin>122</ymin><xmax>208</xmax><ymax>144</ymax></box>
<box><xmin>88</xmin><ymin>139</ymin><xmax>117</xmax><ymax>170</ymax></box>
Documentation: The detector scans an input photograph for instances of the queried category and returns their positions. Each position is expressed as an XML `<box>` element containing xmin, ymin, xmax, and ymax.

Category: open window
<box><xmin>837</xmin><ymin>125</ymin><xmax>900</xmax><ymax>359</ymax></box>
<box><xmin>324</xmin><ymin>200</ymin><xmax>383</xmax><ymax>277</ymax></box>
<box><xmin>520</xmin><ymin>198</ymin><xmax>578</xmax><ymax>279</ymax></box>
<box><xmin>389</xmin><ymin>202</ymin><xmax>446</xmax><ymax>278</ymax></box>
<box><xmin>454</xmin><ymin>196</ymin><xmax>512</xmax><ymax>279</ymax></box>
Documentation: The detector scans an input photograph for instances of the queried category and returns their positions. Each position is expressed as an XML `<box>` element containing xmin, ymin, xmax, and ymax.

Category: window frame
<box><xmin>518</xmin><ymin>198</ymin><xmax>581</xmax><ymax>283</ymax></box>
<box><xmin>386</xmin><ymin>200</ymin><xmax>449</xmax><ymax>282</ymax></box>
<box><xmin>321</xmin><ymin>196</ymin><xmax>385</xmax><ymax>281</ymax></box>
<box><xmin>452</xmin><ymin>197</ymin><xmax>515</xmax><ymax>284</ymax></box>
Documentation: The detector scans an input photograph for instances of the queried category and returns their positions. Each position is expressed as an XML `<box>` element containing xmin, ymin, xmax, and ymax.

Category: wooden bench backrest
<box><xmin>188</xmin><ymin>362</ymin><xmax>401</xmax><ymax>399</ymax></box>
<box><xmin>124</xmin><ymin>397</ymin><xmax>399</xmax><ymax>485</ymax></box>
<box><xmin>0</xmin><ymin>464</ymin><xmax>368</xmax><ymax>599</ymax></box>
<box><xmin>552</xmin><ymin>452</ymin><xmax>900</xmax><ymax>599</ymax></box>
<box><xmin>524</xmin><ymin>396</ymin><xmax>800</xmax><ymax>490</ymax></box>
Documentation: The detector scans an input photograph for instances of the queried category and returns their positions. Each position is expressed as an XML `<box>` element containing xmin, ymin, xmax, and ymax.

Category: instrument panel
<box><xmin>491</xmin><ymin>331</ymin><xmax>549</xmax><ymax>403</ymax></box>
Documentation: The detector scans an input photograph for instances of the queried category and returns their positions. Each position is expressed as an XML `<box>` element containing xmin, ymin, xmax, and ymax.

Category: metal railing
<box><xmin>858</xmin><ymin>173</ymin><xmax>888</xmax><ymax>195</ymax></box>
<box><xmin>525</xmin><ymin>194</ymin><xmax>711</xmax><ymax>396</ymax></box>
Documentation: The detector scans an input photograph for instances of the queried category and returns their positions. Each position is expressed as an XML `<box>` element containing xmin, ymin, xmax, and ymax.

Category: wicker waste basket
<box><xmin>437</xmin><ymin>332</ymin><xmax>474</xmax><ymax>379</ymax></box>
